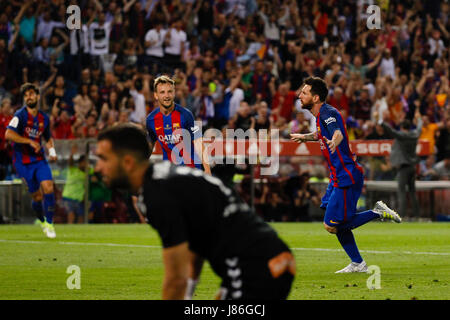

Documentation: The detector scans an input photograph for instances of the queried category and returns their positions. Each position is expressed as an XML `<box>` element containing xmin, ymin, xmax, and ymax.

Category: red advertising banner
<box><xmin>152</xmin><ymin>139</ymin><xmax>431</xmax><ymax>157</ymax></box>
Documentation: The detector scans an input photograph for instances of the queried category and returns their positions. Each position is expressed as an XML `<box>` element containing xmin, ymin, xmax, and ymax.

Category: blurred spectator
<box><xmin>287</xmin><ymin>173</ymin><xmax>320</xmax><ymax>222</ymax></box>
<box><xmin>258</xmin><ymin>184</ymin><xmax>287</xmax><ymax>222</ymax></box>
<box><xmin>288</xmin><ymin>110</ymin><xmax>310</xmax><ymax>135</ymax></box>
<box><xmin>271</xmin><ymin>81</ymin><xmax>296</xmax><ymax>123</ymax></box>
<box><xmin>88</xmin><ymin>10</ymin><xmax>112</xmax><ymax>64</ymax></box>
<box><xmin>51</xmin><ymin>107</ymin><xmax>76</xmax><ymax>140</ymax></box>
<box><xmin>435</xmin><ymin>117</ymin><xmax>450</xmax><ymax>162</ymax></box>
<box><xmin>143</xmin><ymin>20</ymin><xmax>167</xmax><ymax>74</ymax></box>
<box><xmin>88</xmin><ymin>171</ymin><xmax>112</xmax><ymax>223</ymax></box>
<box><xmin>252</xmin><ymin>101</ymin><xmax>272</xmax><ymax>133</ymax></box>
<box><xmin>73</xmin><ymin>84</ymin><xmax>94</xmax><ymax>119</ymax></box>
<box><xmin>378</xmin><ymin>109</ymin><xmax>423</xmax><ymax>218</ymax></box>
<box><xmin>432</xmin><ymin>157</ymin><xmax>450</xmax><ymax>180</ymax></box>
<box><xmin>0</xmin><ymin>98</ymin><xmax>13</xmax><ymax>179</ymax></box>
<box><xmin>418</xmin><ymin>155</ymin><xmax>439</xmax><ymax>181</ymax></box>
<box><xmin>62</xmin><ymin>145</ymin><xmax>88</xmax><ymax>224</ymax></box>
<box><xmin>251</xmin><ymin>60</ymin><xmax>274</xmax><ymax>104</ymax></box>
<box><xmin>419</xmin><ymin>115</ymin><xmax>444</xmax><ymax>154</ymax></box>
<box><xmin>328</xmin><ymin>86</ymin><xmax>350</xmax><ymax>114</ymax></box>
<box><xmin>231</xmin><ymin>101</ymin><xmax>254</xmax><ymax>131</ymax></box>
<box><xmin>164</xmin><ymin>19</ymin><xmax>187</xmax><ymax>71</ymax></box>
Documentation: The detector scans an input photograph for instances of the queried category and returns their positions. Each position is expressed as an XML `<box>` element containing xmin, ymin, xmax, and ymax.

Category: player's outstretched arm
<box><xmin>290</xmin><ymin>132</ymin><xmax>319</xmax><ymax>143</ymax></box>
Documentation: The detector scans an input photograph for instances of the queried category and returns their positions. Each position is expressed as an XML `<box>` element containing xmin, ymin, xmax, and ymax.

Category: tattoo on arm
<box><xmin>304</xmin><ymin>132</ymin><xmax>319</xmax><ymax>141</ymax></box>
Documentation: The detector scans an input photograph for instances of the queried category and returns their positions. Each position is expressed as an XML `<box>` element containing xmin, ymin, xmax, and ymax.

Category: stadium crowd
<box><xmin>0</xmin><ymin>0</ymin><xmax>449</xmax><ymax>223</ymax></box>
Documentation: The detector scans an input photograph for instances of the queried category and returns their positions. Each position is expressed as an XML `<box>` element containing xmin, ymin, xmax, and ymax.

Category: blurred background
<box><xmin>0</xmin><ymin>0</ymin><xmax>449</xmax><ymax>224</ymax></box>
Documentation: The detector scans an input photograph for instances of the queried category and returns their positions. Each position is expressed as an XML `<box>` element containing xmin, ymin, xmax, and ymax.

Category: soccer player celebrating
<box><xmin>95</xmin><ymin>124</ymin><xmax>295</xmax><ymax>299</ymax></box>
<box><xmin>291</xmin><ymin>77</ymin><xmax>401</xmax><ymax>273</ymax></box>
<box><xmin>5</xmin><ymin>83</ymin><xmax>58</xmax><ymax>238</ymax></box>
<box><xmin>146</xmin><ymin>75</ymin><xmax>211</xmax><ymax>174</ymax></box>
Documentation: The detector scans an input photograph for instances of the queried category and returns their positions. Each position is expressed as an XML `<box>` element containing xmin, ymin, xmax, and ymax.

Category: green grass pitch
<box><xmin>0</xmin><ymin>222</ymin><xmax>448</xmax><ymax>300</ymax></box>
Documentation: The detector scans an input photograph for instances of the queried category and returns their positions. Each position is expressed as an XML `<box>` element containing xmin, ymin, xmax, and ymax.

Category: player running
<box><xmin>291</xmin><ymin>77</ymin><xmax>401</xmax><ymax>273</ymax></box>
<box><xmin>5</xmin><ymin>83</ymin><xmax>58</xmax><ymax>238</ymax></box>
<box><xmin>95</xmin><ymin>124</ymin><xmax>295</xmax><ymax>300</ymax></box>
<box><xmin>146</xmin><ymin>75</ymin><xmax>211</xmax><ymax>174</ymax></box>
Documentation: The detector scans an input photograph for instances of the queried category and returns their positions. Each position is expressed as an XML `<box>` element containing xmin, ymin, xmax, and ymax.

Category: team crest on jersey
<box><xmin>173</xmin><ymin>123</ymin><xmax>180</xmax><ymax>129</ymax></box>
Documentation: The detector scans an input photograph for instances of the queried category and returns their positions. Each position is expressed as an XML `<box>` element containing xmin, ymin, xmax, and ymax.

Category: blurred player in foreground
<box><xmin>95</xmin><ymin>124</ymin><xmax>295</xmax><ymax>299</ymax></box>
<box><xmin>291</xmin><ymin>77</ymin><xmax>401</xmax><ymax>273</ymax></box>
<box><xmin>5</xmin><ymin>83</ymin><xmax>58</xmax><ymax>238</ymax></box>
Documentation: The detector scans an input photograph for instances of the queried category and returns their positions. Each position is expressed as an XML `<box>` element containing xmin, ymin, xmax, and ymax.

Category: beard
<box><xmin>105</xmin><ymin>166</ymin><xmax>132</xmax><ymax>191</ymax></box>
<box><xmin>301</xmin><ymin>100</ymin><xmax>314</xmax><ymax>110</ymax></box>
<box><xmin>27</xmin><ymin>100</ymin><xmax>38</xmax><ymax>109</ymax></box>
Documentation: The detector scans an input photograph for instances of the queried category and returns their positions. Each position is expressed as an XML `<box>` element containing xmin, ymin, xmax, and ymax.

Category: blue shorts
<box><xmin>63</xmin><ymin>197</ymin><xmax>84</xmax><ymax>216</ymax></box>
<box><xmin>14</xmin><ymin>160</ymin><xmax>53</xmax><ymax>194</ymax></box>
<box><xmin>322</xmin><ymin>174</ymin><xmax>364</xmax><ymax>227</ymax></box>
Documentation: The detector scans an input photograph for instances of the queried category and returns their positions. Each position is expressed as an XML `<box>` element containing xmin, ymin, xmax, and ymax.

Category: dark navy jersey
<box><xmin>316</xmin><ymin>103</ymin><xmax>364</xmax><ymax>187</ymax></box>
<box><xmin>146</xmin><ymin>104</ymin><xmax>201</xmax><ymax>169</ymax></box>
<box><xmin>7</xmin><ymin>106</ymin><xmax>51</xmax><ymax>165</ymax></box>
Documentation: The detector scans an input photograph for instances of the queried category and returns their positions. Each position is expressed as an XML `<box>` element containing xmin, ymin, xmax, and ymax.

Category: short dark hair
<box><xmin>303</xmin><ymin>77</ymin><xmax>328</xmax><ymax>102</ymax></box>
<box><xmin>98</xmin><ymin>124</ymin><xmax>151</xmax><ymax>162</ymax></box>
<box><xmin>20</xmin><ymin>83</ymin><xmax>39</xmax><ymax>97</ymax></box>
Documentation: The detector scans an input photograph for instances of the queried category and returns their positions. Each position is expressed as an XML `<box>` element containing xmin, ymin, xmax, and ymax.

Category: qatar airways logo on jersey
<box><xmin>25</xmin><ymin>127</ymin><xmax>42</xmax><ymax>139</ymax></box>
<box><xmin>159</xmin><ymin>133</ymin><xmax>182</xmax><ymax>144</ymax></box>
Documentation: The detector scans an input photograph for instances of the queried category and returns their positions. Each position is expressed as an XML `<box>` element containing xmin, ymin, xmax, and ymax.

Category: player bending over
<box><xmin>291</xmin><ymin>77</ymin><xmax>401</xmax><ymax>273</ymax></box>
<box><xmin>95</xmin><ymin>124</ymin><xmax>295</xmax><ymax>299</ymax></box>
<box><xmin>5</xmin><ymin>83</ymin><xmax>58</xmax><ymax>238</ymax></box>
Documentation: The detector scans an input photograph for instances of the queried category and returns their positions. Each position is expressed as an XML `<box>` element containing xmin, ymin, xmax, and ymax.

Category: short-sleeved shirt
<box><xmin>146</xmin><ymin>104</ymin><xmax>201</xmax><ymax>169</ymax></box>
<box><xmin>316</xmin><ymin>103</ymin><xmax>364</xmax><ymax>188</ymax></box>
<box><xmin>62</xmin><ymin>166</ymin><xmax>86</xmax><ymax>202</ymax></box>
<box><xmin>140</xmin><ymin>162</ymin><xmax>291</xmax><ymax>279</ymax></box>
<box><xmin>7</xmin><ymin>107</ymin><xmax>51</xmax><ymax>165</ymax></box>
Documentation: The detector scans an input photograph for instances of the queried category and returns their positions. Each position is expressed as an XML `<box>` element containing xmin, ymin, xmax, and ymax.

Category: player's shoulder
<box><xmin>147</xmin><ymin>107</ymin><xmax>161</xmax><ymax>121</ymax></box>
<box><xmin>320</xmin><ymin>104</ymin><xmax>340</xmax><ymax>120</ymax></box>
<box><xmin>14</xmin><ymin>106</ymin><xmax>27</xmax><ymax>117</ymax></box>
<box><xmin>175</xmin><ymin>104</ymin><xmax>195</xmax><ymax>121</ymax></box>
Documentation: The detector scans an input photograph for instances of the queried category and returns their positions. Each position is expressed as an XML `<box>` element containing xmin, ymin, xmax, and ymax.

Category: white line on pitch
<box><xmin>0</xmin><ymin>239</ymin><xmax>449</xmax><ymax>256</ymax></box>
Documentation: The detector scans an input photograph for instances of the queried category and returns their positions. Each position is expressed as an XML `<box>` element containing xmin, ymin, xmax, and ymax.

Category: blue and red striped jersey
<box><xmin>7</xmin><ymin>106</ymin><xmax>51</xmax><ymax>165</ymax></box>
<box><xmin>146</xmin><ymin>104</ymin><xmax>202</xmax><ymax>169</ymax></box>
<box><xmin>316</xmin><ymin>103</ymin><xmax>364</xmax><ymax>187</ymax></box>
